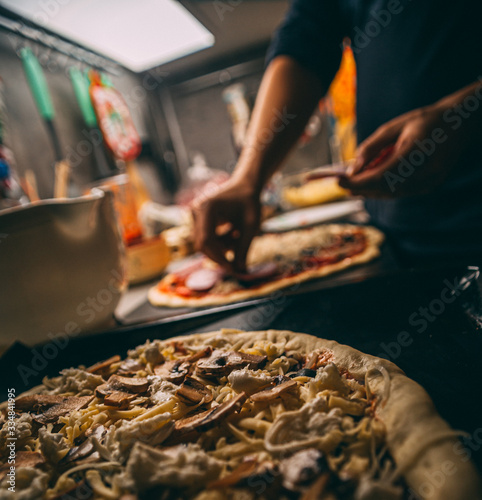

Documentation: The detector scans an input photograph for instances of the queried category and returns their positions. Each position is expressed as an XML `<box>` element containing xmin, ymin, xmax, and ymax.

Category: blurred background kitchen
<box><xmin>0</xmin><ymin>0</ymin><xmax>361</xmax><ymax>345</ymax></box>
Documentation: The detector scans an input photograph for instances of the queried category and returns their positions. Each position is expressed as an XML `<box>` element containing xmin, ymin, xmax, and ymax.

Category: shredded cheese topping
<box><xmin>0</xmin><ymin>332</ymin><xmax>411</xmax><ymax>499</ymax></box>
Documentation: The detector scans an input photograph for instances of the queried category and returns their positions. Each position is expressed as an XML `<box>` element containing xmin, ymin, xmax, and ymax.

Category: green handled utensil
<box><xmin>69</xmin><ymin>67</ymin><xmax>115</xmax><ymax>179</ymax></box>
<box><xmin>69</xmin><ymin>67</ymin><xmax>97</xmax><ymax>128</ymax></box>
<box><xmin>20</xmin><ymin>47</ymin><xmax>69</xmax><ymax>197</ymax></box>
<box><xmin>21</xmin><ymin>47</ymin><xmax>62</xmax><ymax>162</ymax></box>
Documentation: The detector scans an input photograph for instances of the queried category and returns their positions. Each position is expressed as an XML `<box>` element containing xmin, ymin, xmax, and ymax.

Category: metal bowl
<box><xmin>0</xmin><ymin>189</ymin><xmax>127</xmax><ymax>348</ymax></box>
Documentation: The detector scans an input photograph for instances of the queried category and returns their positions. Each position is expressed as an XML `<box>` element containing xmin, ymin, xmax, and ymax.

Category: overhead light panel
<box><xmin>0</xmin><ymin>0</ymin><xmax>215</xmax><ymax>72</ymax></box>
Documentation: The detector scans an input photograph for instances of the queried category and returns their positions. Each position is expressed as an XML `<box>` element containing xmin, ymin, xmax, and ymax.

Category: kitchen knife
<box><xmin>20</xmin><ymin>47</ymin><xmax>70</xmax><ymax>198</ymax></box>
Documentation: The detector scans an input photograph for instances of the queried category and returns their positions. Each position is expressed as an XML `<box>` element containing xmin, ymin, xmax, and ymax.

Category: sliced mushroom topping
<box><xmin>15</xmin><ymin>394</ymin><xmax>68</xmax><ymax>413</ymax></box>
<box><xmin>60</xmin><ymin>426</ymin><xmax>106</xmax><ymax>465</ymax></box>
<box><xmin>229</xmin><ymin>352</ymin><xmax>267</xmax><ymax>369</ymax></box>
<box><xmin>195</xmin><ymin>352</ymin><xmax>228</xmax><ymax>378</ymax></box>
<box><xmin>207</xmin><ymin>459</ymin><xmax>276</xmax><ymax>489</ymax></box>
<box><xmin>144</xmin><ymin>345</ymin><xmax>165</xmax><ymax>365</ymax></box>
<box><xmin>171</xmin><ymin>340</ymin><xmax>190</xmax><ymax>355</ymax></box>
<box><xmin>0</xmin><ymin>451</ymin><xmax>45</xmax><ymax>480</ymax></box>
<box><xmin>117</xmin><ymin>358</ymin><xmax>145</xmax><ymax>375</ymax></box>
<box><xmin>96</xmin><ymin>382</ymin><xmax>137</xmax><ymax>408</ymax></box>
<box><xmin>34</xmin><ymin>395</ymin><xmax>94</xmax><ymax>424</ymax></box>
<box><xmin>104</xmin><ymin>391</ymin><xmax>137</xmax><ymax>409</ymax></box>
<box><xmin>86</xmin><ymin>355</ymin><xmax>121</xmax><ymax>374</ymax></box>
<box><xmin>154</xmin><ymin>360</ymin><xmax>190</xmax><ymax>385</ymax></box>
<box><xmin>185</xmin><ymin>346</ymin><xmax>213</xmax><ymax>363</ymax></box>
<box><xmin>289</xmin><ymin>368</ymin><xmax>317</xmax><ymax>379</ymax></box>
<box><xmin>17</xmin><ymin>450</ymin><xmax>46</xmax><ymax>468</ymax></box>
<box><xmin>59</xmin><ymin>439</ymin><xmax>95</xmax><ymax>465</ymax></box>
<box><xmin>151</xmin><ymin>347</ymin><xmax>212</xmax><ymax>385</ymax></box>
<box><xmin>273</xmin><ymin>374</ymin><xmax>290</xmax><ymax>385</ymax></box>
<box><xmin>94</xmin><ymin>384</ymin><xmax>111</xmax><ymax>398</ymax></box>
<box><xmin>107</xmin><ymin>375</ymin><xmax>149</xmax><ymax>394</ymax></box>
<box><xmin>85</xmin><ymin>424</ymin><xmax>107</xmax><ymax>441</ymax></box>
<box><xmin>250</xmin><ymin>380</ymin><xmax>298</xmax><ymax>403</ymax></box>
<box><xmin>280</xmin><ymin>449</ymin><xmax>327</xmax><ymax>492</ymax></box>
<box><xmin>176</xmin><ymin>377</ymin><xmax>213</xmax><ymax>406</ymax></box>
<box><xmin>174</xmin><ymin>392</ymin><xmax>247</xmax><ymax>436</ymax></box>
<box><xmin>196</xmin><ymin>351</ymin><xmax>267</xmax><ymax>378</ymax></box>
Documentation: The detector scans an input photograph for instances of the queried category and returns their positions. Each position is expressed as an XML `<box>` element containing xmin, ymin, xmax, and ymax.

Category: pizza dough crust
<box><xmin>148</xmin><ymin>225</ymin><xmax>384</xmax><ymax>308</ymax></box>
<box><xmin>161</xmin><ymin>329</ymin><xmax>482</xmax><ymax>500</ymax></box>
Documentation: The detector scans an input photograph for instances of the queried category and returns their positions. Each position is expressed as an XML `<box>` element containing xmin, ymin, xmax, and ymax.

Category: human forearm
<box><xmin>341</xmin><ymin>80</ymin><xmax>482</xmax><ymax>198</ymax></box>
<box><xmin>231</xmin><ymin>56</ymin><xmax>325</xmax><ymax>194</ymax></box>
<box><xmin>430</xmin><ymin>80</ymin><xmax>482</xmax><ymax>146</ymax></box>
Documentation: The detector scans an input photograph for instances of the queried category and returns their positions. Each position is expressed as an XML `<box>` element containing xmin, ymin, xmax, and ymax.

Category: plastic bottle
<box><xmin>0</xmin><ymin>78</ymin><xmax>29</xmax><ymax>210</ymax></box>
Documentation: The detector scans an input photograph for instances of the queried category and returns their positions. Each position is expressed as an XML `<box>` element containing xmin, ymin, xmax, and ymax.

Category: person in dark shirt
<box><xmin>193</xmin><ymin>0</ymin><xmax>482</xmax><ymax>270</ymax></box>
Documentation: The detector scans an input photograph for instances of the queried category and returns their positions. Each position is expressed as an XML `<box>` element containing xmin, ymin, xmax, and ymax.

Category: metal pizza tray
<box><xmin>114</xmin><ymin>241</ymin><xmax>400</xmax><ymax>326</ymax></box>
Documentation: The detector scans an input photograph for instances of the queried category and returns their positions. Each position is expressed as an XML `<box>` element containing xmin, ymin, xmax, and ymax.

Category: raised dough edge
<box><xmin>161</xmin><ymin>329</ymin><xmax>482</xmax><ymax>500</ymax></box>
<box><xmin>148</xmin><ymin>226</ymin><xmax>384</xmax><ymax>308</ymax></box>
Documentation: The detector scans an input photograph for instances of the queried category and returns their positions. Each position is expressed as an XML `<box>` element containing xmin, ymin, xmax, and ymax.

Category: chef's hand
<box><xmin>339</xmin><ymin>103</ymin><xmax>460</xmax><ymax>198</ymax></box>
<box><xmin>192</xmin><ymin>56</ymin><xmax>325</xmax><ymax>273</ymax></box>
<box><xmin>192</xmin><ymin>179</ymin><xmax>261</xmax><ymax>274</ymax></box>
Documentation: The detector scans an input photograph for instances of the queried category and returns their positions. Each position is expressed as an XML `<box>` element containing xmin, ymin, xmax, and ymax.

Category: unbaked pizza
<box><xmin>148</xmin><ymin>225</ymin><xmax>384</xmax><ymax>308</ymax></box>
<box><xmin>1</xmin><ymin>329</ymin><xmax>480</xmax><ymax>500</ymax></box>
